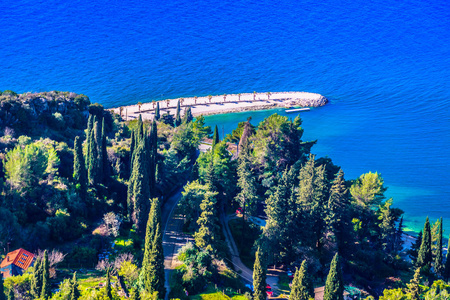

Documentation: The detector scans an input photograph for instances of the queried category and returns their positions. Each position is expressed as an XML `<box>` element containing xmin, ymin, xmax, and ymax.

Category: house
<box><xmin>0</xmin><ymin>248</ymin><xmax>35</xmax><ymax>278</ymax></box>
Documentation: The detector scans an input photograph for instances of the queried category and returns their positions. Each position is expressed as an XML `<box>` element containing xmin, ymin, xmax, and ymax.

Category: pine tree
<box><xmin>434</xmin><ymin>218</ymin><xmax>443</xmax><ymax>276</ymax></box>
<box><xmin>41</xmin><ymin>250</ymin><xmax>51</xmax><ymax>300</ymax></box>
<box><xmin>235</xmin><ymin>150</ymin><xmax>258</xmax><ymax>218</ymax></box>
<box><xmin>127</xmin><ymin>141</ymin><xmax>150</xmax><ymax>229</ymax></box>
<box><xmin>443</xmin><ymin>234</ymin><xmax>450</xmax><ymax>281</ymax></box>
<box><xmin>69</xmin><ymin>272</ymin><xmax>81</xmax><ymax>300</ymax></box>
<box><xmin>73</xmin><ymin>136</ymin><xmax>88</xmax><ymax>201</ymax></box>
<box><xmin>417</xmin><ymin>217</ymin><xmax>432</xmax><ymax>269</ymax></box>
<box><xmin>212</xmin><ymin>125</ymin><xmax>219</xmax><ymax>148</ymax></box>
<box><xmin>30</xmin><ymin>256</ymin><xmax>43</xmax><ymax>298</ymax></box>
<box><xmin>194</xmin><ymin>191</ymin><xmax>220</xmax><ymax>251</ymax></box>
<box><xmin>323</xmin><ymin>253</ymin><xmax>343</xmax><ymax>300</ymax></box>
<box><xmin>175</xmin><ymin>100</ymin><xmax>181</xmax><ymax>127</ymax></box>
<box><xmin>407</xmin><ymin>268</ymin><xmax>422</xmax><ymax>300</ymax></box>
<box><xmin>154</xmin><ymin>102</ymin><xmax>160</xmax><ymax>121</ymax></box>
<box><xmin>0</xmin><ymin>273</ymin><xmax>6</xmax><ymax>300</ymax></box>
<box><xmin>105</xmin><ymin>270</ymin><xmax>112</xmax><ymax>299</ymax></box>
<box><xmin>101</xmin><ymin>118</ymin><xmax>109</xmax><ymax>182</ymax></box>
<box><xmin>87</xmin><ymin>125</ymin><xmax>98</xmax><ymax>185</ymax></box>
<box><xmin>326</xmin><ymin>169</ymin><xmax>349</xmax><ymax>251</ymax></box>
<box><xmin>182</xmin><ymin>106</ymin><xmax>193</xmax><ymax>124</ymax></box>
<box><xmin>289</xmin><ymin>260</ymin><xmax>313</xmax><ymax>300</ymax></box>
<box><xmin>253</xmin><ymin>248</ymin><xmax>267</xmax><ymax>300</ymax></box>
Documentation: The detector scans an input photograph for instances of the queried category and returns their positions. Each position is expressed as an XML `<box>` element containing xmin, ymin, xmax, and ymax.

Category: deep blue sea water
<box><xmin>1</xmin><ymin>0</ymin><xmax>449</xmax><ymax>233</ymax></box>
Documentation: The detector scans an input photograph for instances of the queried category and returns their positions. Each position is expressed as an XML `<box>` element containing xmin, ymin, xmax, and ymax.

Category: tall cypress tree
<box><xmin>323</xmin><ymin>253</ymin><xmax>343</xmax><ymax>300</ymax></box>
<box><xmin>137</xmin><ymin>114</ymin><xmax>144</xmax><ymax>142</ymax></box>
<box><xmin>407</xmin><ymin>268</ymin><xmax>422</xmax><ymax>300</ymax></box>
<box><xmin>94</xmin><ymin>119</ymin><xmax>103</xmax><ymax>183</ymax></box>
<box><xmin>253</xmin><ymin>247</ymin><xmax>266</xmax><ymax>300</ymax></box>
<box><xmin>85</xmin><ymin>114</ymin><xmax>94</xmax><ymax>166</ymax></box>
<box><xmin>182</xmin><ymin>106</ymin><xmax>193</xmax><ymax>124</ymax></box>
<box><xmin>194</xmin><ymin>191</ymin><xmax>220</xmax><ymax>251</ymax></box>
<box><xmin>41</xmin><ymin>250</ymin><xmax>51</xmax><ymax>300</ymax></box>
<box><xmin>175</xmin><ymin>100</ymin><xmax>181</xmax><ymax>127</ymax></box>
<box><xmin>88</xmin><ymin>124</ymin><xmax>98</xmax><ymax>186</ymax></box>
<box><xmin>435</xmin><ymin>218</ymin><xmax>444</xmax><ymax>276</ymax></box>
<box><xmin>69</xmin><ymin>272</ymin><xmax>80</xmax><ymax>300</ymax></box>
<box><xmin>443</xmin><ymin>234</ymin><xmax>450</xmax><ymax>281</ymax></box>
<box><xmin>289</xmin><ymin>260</ymin><xmax>313</xmax><ymax>300</ymax></box>
<box><xmin>0</xmin><ymin>273</ymin><xmax>6</xmax><ymax>300</ymax></box>
<box><xmin>73</xmin><ymin>136</ymin><xmax>87</xmax><ymax>201</ymax></box>
<box><xmin>30</xmin><ymin>256</ymin><xmax>43</xmax><ymax>298</ymax></box>
<box><xmin>127</xmin><ymin>141</ymin><xmax>150</xmax><ymax>229</ymax></box>
<box><xmin>155</xmin><ymin>102</ymin><xmax>160</xmax><ymax>121</ymax></box>
<box><xmin>105</xmin><ymin>270</ymin><xmax>112</xmax><ymax>299</ymax></box>
<box><xmin>149</xmin><ymin>120</ymin><xmax>158</xmax><ymax>193</ymax></box>
<box><xmin>212</xmin><ymin>125</ymin><xmax>219</xmax><ymax>148</ymax></box>
<box><xmin>140</xmin><ymin>198</ymin><xmax>165</xmax><ymax>298</ymax></box>
<box><xmin>417</xmin><ymin>217</ymin><xmax>432</xmax><ymax>269</ymax></box>
<box><xmin>101</xmin><ymin>118</ymin><xmax>109</xmax><ymax>182</ymax></box>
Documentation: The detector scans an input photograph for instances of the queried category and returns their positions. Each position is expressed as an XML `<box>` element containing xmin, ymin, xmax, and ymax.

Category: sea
<box><xmin>0</xmin><ymin>0</ymin><xmax>449</xmax><ymax>234</ymax></box>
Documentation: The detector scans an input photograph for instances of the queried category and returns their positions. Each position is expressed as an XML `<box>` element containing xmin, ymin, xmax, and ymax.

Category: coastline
<box><xmin>110</xmin><ymin>91</ymin><xmax>328</xmax><ymax>120</ymax></box>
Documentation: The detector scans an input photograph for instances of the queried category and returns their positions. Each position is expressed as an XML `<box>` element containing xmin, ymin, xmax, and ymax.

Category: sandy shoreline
<box><xmin>110</xmin><ymin>91</ymin><xmax>328</xmax><ymax>120</ymax></box>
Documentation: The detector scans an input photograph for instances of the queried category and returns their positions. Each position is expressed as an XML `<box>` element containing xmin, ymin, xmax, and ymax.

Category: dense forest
<box><xmin>0</xmin><ymin>91</ymin><xmax>449</xmax><ymax>300</ymax></box>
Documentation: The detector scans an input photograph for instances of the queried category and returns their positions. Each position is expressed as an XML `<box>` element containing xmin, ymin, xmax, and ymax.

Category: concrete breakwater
<box><xmin>111</xmin><ymin>92</ymin><xmax>328</xmax><ymax>120</ymax></box>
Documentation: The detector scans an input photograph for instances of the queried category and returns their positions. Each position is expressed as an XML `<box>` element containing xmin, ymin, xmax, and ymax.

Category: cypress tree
<box><xmin>6</xmin><ymin>288</ymin><xmax>13</xmax><ymax>300</ymax></box>
<box><xmin>85</xmin><ymin>114</ymin><xmax>94</xmax><ymax>166</ymax></box>
<box><xmin>155</xmin><ymin>102</ymin><xmax>160</xmax><ymax>121</ymax></box>
<box><xmin>137</xmin><ymin>114</ymin><xmax>144</xmax><ymax>142</ymax></box>
<box><xmin>101</xmin><ymin>118</ymin><xmax>109</xmax><ymax>182</ymax></box>
<box><xmin>149</xmin><ymin>120</ymin><xmax>158</xmax><ymax>193</ymax></box>
<box><xmin>434</xmin><ymin>218</ymin><xmax>443</xmax><ymax>276</ymax></box>
<box><xmin>182</xmin><ymin>106</ymin><xmax>193</xmax><ymax>124</ymax></box>
<box><xmin>235</xmin><ymin>149</ymin><xmax>258</xmax><ymax>218</ymax></box>
<box><xmin>408</xmin><ymin>230</ymin><xmax>422</xmax><ymax>263</ymax></box>
<box><xmin>41</xmin><ymin>250</ymin><xmax>51</xmax><ymax>300</ymax></box>
<box><xmin>194</xmin><ymin>191</ymin><xmax>220</xmax><ymax>251</ymax></box>
<box><xmin>127</xmin><ymin>141</ymin><xmax>150</xmax><ymax>229</ymax></box>
<box><xmin>289</xmin><ymin>260</ymin><xmax>313</xmax><ymax>300</ymax></box>
<box><xmin>73</xmin><ymin>136</ymin><xmax>88</xmax><ymax>201</ymax></box>
<box><xmin>212</xmin><ymin>125</ymin><xmax>219</xmax><ymax>148</ymax></box>
<box><xmin>94</xmin><ymin>119</ymin><xmax>103</xmax><ymax>183</ymax></box>
<box><xmin>417</xmin><ymin>217</ymin><xmax>432</xmax><ymax>269</ymax></box>
<box><xmin>0</xmin><ymin>273</ymin><xmax>6</xmax><ymax>300</ymax></box>
<box><xmin>323</xmin><ymin>253</ymin><xmax>344</xmax><ymax>300</ymax></box>
<box><xmin>175</xmin><ymin>100</ymin><xmax>181</xmax><ymax>127</ymax></box>
<box><xmin>87</xmin><ymin>125</ymin><xmax>98</xmax><ymax>185</ymax></box>
<box><xmin>140</xmin><ymin>198</ymin><xmax>165</xmax><ymax>298</ymax></box>
<box><xmin>253</xmin><ymin>247</ymin><xmax>266</xmax><ymax>300</ymax></box>
<box><xmin>130</xmin><ymin>130</ymin><xmax>136</xmax><ymax>176</ymax></box>
<box><xmin>443</xmin><ymin>234</ymin><xmax>450</xmax><ymax>281</ymax></box>
<box><xmin>105</xmin><ymin>270</ymin><xmax>112</xmax><ymax>299</ymax></box>
<box><xmin>30</xmin><ymin>256</ymin><xmax>43</xmax><ymax>298</ymax></box>
<box><xmin>69</xmin><ymin>272</ymin><xmax>80</xmax><ymax>300</ymax></box>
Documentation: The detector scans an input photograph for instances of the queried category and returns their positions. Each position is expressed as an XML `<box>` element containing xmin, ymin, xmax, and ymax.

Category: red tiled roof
<box><xmin>0</xmin><ymin>248</ymin><xmax>35</xmax><ymax>270</ymax></box>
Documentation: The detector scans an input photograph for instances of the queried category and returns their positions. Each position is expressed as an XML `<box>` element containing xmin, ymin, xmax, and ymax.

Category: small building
<box><xmin>0</xmin><ymin>248</ymin><xmax>35</xmax><ymax>278</ymax></box>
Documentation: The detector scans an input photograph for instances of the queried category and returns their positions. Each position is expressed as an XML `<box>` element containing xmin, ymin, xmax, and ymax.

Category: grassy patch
<box><xmin>189</xmin><ymin>285</ymin><xmax>248</xmax><ymax>300</ymax></box>
<box><xmin>228</xmin><ymin>218</ymin><xmax>261</xmax><ymax>269</ymax></box>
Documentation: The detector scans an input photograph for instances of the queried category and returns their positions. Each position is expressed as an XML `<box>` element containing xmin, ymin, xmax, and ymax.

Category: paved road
<box><xmin>161</xmin><ymin>188</ymin><xmax>194</xmax><ymax>300</ymax></box>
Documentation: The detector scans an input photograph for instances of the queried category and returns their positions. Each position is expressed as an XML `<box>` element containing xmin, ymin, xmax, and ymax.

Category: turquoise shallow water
<box><xmin>1</xmin><ymin>0</ymin><xmax>449</xmax><ymax>232</ymax></box>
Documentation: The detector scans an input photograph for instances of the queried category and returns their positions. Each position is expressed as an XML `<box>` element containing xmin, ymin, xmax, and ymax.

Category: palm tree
<box><xmin>180</xmin><ymin>98</ymin><xmax>184</xmax><ymax>106</ymax></box>
<box><xmin>137</xmin><ymin>102</ymin><xmax>143</xmax><ymax>113</ymax></box>
<box><xmin>166</xmin><ymin>99</ymin><xmax>170</xmax><ymax>107</ymax></box>
<box><xmin>267</xmin><ymin>92</ymin><xmax>271</xmax><ymax>100</ymax></box>
<box><xmin>152</xmin><ymin>101</ymin><xmax>156</xmax><ymax>109</ymax></box>
<box><xmin>238</xmin><ymin>93</ymin><xmax>241</xmax><ymax>101</ymax></box>
<box><xmin>253</xmin><ymin>91</ymin><xmax>257</xmax><ymax>101</ymax></box>
<box><xmin>194</xmin><ymin>96</ymin><xmax>198</xmax><ymax>104</ymax></box>
<box><xmin>208</xmin><ymin>95</ymin><xmax>212</xmax><ymax>103</ymax></box>
<box><xmin>223</xmin><ymin>94</ymin><xmax>227</xmax><ymax>102</ymax></box>
<box><xmin>119</xmin><ymin>107</ymin><xmax>123</xmax><ymax>118</ymax></box>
